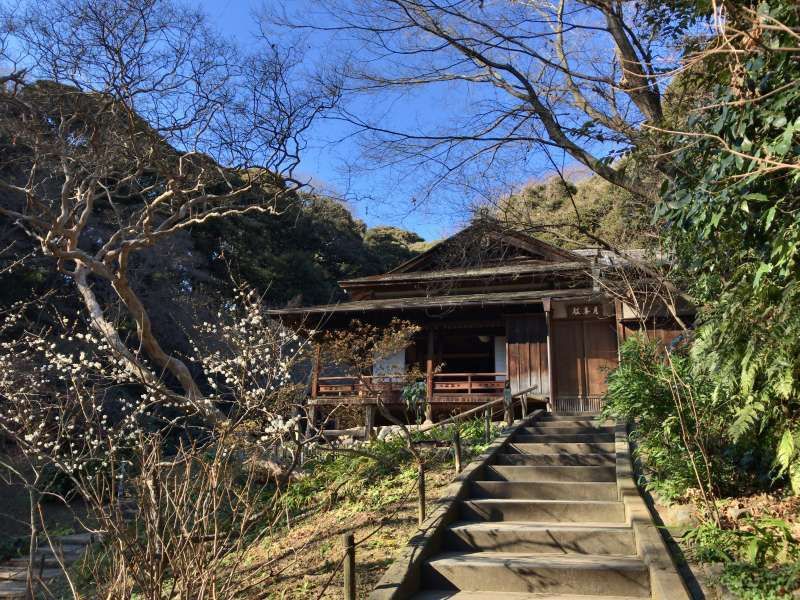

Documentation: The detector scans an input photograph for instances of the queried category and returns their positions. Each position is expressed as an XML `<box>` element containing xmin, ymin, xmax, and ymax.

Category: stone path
<box><xmin>0</xmin><ymin>533</ymin><xmax>96</xmax><ymax>599</ymax></box>
<box><xmin>409</xmin><ymin>414</ymin><xmax>683</xmax><ymax>599</ymax></box>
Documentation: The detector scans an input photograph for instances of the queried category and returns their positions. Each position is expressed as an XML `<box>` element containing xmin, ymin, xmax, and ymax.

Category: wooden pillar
<box><xmin>309</xmin><ymin>404</ymin><xmax>319</xmax><ymax>434</ymax></box>
<box><xmin>364</xmin><ymin>404</ymin><xmax>376</xmax><ymax>441</ymax></box>
<box><xmin>614</xmin><ymin>299</ymin><xmax>625</xmax><ymax>362</ymax></box>
<box><xmin>503</xmin><ymin>385</ymin><xmax>513</xmax><ymax>426</ymax></box>
<box><xmin>311</xmin><ymin>344</ymin><xmax>321</xmax><ymax>400</ymax></box>
<box><xmin>544</xmin><ymin>300</ymin><xmax>555</xmax><ymax>414</ymax></box>
<box><xmin>417</xmin><ymin>462</ymin><xmax>426</xmax><ymax>525</ymax></box>
<box><xmin>452</xmin><ymin>429</ymin><xmax>462</xmax><ymax>474</ymax></box>
<box><xmin>425</xmin><ymin>328</ymin><xmax>434</xmax><ymax>422</ymax></box>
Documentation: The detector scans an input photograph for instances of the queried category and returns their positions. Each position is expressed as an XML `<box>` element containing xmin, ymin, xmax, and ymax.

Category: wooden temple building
<box><xmin>269</xmin><ymin>220</ymin><xmax>689</xmax><ymax>426</ymax></box>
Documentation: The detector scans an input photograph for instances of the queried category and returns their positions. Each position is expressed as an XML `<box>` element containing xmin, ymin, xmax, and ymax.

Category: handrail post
<box><xmin>343</xmin><ymin>532</ymin><xmax>356</xmax><ymax>600</ymax></box>
<box><xmin>484</xmin><ymin>408</ymin><xmax>491</xmax><ymax>443</ymax></box>
<box><xmin>311</xmin><ymin>344</ymin><xmax>321</xmax><ymax>400</ymax></box>
<box><xmin>417</xmin><ymin>462</ymin><xmax>426</xmax><ymax>525</ymax></box>
<box><xmin>364</xmin><ymin>404</ymin><xmax>375</xmax><ymax>441</ymax></box>
<box><xmin>452</xmin><ymin>428</ymin><xmax>462</xmax><ymax>474</ymax></box>
<box><xmin>425</xmin><ymin>329</ymin><xmax>434</xmax><ymax>422</ymax></box>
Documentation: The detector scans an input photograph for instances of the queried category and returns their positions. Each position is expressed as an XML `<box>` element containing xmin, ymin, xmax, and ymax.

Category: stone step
<box><xmin>513</xmin><ymin>434</ymin><xmax>616</xmax><ymax>444</ymax></box>
<box><xmin>445</xmin><ymin>521</ymin><xmax>636</xmax><ymax>555</ymax></box>
<box><xmin>27</xmin><ymin>543</ymin><xmax>85</xmax><ymax>556</ymax></box>
<box><xmin>495</xmin><ymin>453</ymin><xmax>615</xmax><ymax>466</ymax></box>
<box><xmin>54</xmin><ymin>533</ymin><xmax>98</xmax><ymax>545</ymax></box>
<box><xmin>6</xmin><ymin>554</ymin><xmax>78</xmax><ymax>569</ymax></box>
<box><xmin>485</xmin><ymin>465</ymin><xmax>616</xmax><ymax>483</ymax></box>
<box><xmin>520</xmin><ymin>426</ymin><xmax>616</xmax><ymax>436</ymax></box>
<box><xmin>0</xmin><ymin>567</ymin><xmax>63</xmax><ymax>581</ymax></box>
<box><xmin>413</xmin><ymin>592</ymin><xmax>645</xmax><ymax>600</ymax></box>
<box><xmin>461</xmin><ymin>499</ymin><xmax>626</xmax><ymax>523</ymax></box>
<box><xmin>538</xmin><ymin>413</ymin><xmax>601</xmax><ymax>420</ymax></box>
<box><xmin>506</xmin><ymin>442</ymin><xmax>616</xmax><ymax>454</ymax></box>
<box><xmin>0</xmin><ymin>585</ymin><xmax>28</xmax><ymax>599</ymax></box>
<box><xmin>470</xmin><ymin>481</ymin><xmax>618</xmax><ymax>501</ymax></box>
<box><xmin>422</xmin><ymin>552</ymin><xmax>650</xmax><ymax>596</ymax></box>
<box><xmin>530</xmin><ymin>420</ymin><xmax>609</xmax><ymax>429</ymax></box>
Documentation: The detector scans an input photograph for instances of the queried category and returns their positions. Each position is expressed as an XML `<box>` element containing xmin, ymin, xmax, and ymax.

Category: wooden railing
<box><xmin>315</xmin><ymin>375</ymin><xmax>405</xmax><ymax>397</ymax></box>
<box><xmin>314</xmin><ymin>372</ymin><xmax>508</xmax><ymax>401</ymax></box>
<box><xmin>432</xmin><ymin>372</ymin><xmax>507</xmax><ymax>395</ymax></box>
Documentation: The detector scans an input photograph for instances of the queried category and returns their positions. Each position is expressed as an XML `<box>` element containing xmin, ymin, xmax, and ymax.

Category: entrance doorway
<box><xmin>551</xmin><ymin>318</ymin><xmax>618</xmax><ymax>413</ymax></box>
<box><xmin>506</xmin><ymin>315</ymin><xmax>549</xmax><ymax>398</ymax></box>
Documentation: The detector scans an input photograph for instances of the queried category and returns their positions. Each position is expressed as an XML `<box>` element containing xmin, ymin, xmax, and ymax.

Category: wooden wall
<box><xmin>619</xmin><ymin>318</ymin><xmax>688</xmax><ymax>350</ymax></box>
<box><xmin>551</xmin><ymin>318</ymin><xmax>618</xmax><ymax>412</ymax></box>
<box><xmin>506</xmin><ymin>315</ymin><xmax>549</xmax><ymax>397</ymax></box>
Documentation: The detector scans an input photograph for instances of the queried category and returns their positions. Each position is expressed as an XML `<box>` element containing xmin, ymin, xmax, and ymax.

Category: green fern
<box><xmin>729</xmin><ymin>400</ymin><xmax>764</xmax><ymax>441</ymax></box>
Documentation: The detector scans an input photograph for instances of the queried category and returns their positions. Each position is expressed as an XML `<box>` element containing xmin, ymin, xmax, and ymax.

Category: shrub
<box><xmin>602</xmin><ymin>336</ymin><xmax>764</xmax><ymax>502</ymax></box>
<box><xmin>685</xmin><ymin>518</ymin><xmax>800</xmax><ymax>599</ymax></box>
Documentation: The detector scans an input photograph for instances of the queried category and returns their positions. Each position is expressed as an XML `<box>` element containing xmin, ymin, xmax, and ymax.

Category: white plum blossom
<box><xmin>0</xmin><ymin>285</ymin><xmax>310</xmax><ymax>492</ymax></box>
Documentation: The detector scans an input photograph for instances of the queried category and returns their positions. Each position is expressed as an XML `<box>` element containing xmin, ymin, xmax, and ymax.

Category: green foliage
<box><xmin>685</xmin><ymin>518</ymin><xmax>800</xmax><ymax>598</ymax></box>
<box><xmin>498</xmin><ymin>162</ymin><xmax>658</xmax><ymax>249</ymax></box>
<box><xmin>603</xmin><ymin>337</ymin><xmax>765</xmax><ymax>501</ymax></box>
<box><xmin>686</xmin><ymin>518</ymin><xmax>800</xmax><ymax>566</ymax></box>
<box><xmin>192</xmin><ymin>195</ymin><xmax>423</xmax><ymax>306</ymax></box>
<box><xmin>276</xmin><ymin>417</ymin><xmax>498</xmax><ymax>516</ymax></box>
<box><xmin>279</xmin><ymin>436</ymin><xmax>415</xmax><ymax>514</ymax></box>
<box><xmin>660</xmin><ymin>0</ymin><xmax>800</xmax><ymax>493</ymax></box>
<box><xmin>363</xmin><ymin>226</ymin><xmax>424</xmax><ymax>273</ymax></box>
<box><xmin>718</xmin><ymin>562</ymin><xmax>800</xmax><ymax>600</ymax></box>
<box><xmin>0</xmin><ymin>536</ymin><xmax>23</xmax><ymax>562</ymax></box>
<box><xmin>401</xmin><ymin>381</ymin><xmax>427</xmax><ymax>424</ymax></box>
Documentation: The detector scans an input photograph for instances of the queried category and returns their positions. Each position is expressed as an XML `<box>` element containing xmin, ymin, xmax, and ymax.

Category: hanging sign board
<box><xmin>567</xmin><ymin>302</ymin><xmax>604</xmax><ymax>318</ymax></box>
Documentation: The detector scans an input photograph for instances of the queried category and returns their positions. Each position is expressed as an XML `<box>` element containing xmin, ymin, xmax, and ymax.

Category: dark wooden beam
<box><xmin>425</xmin><ymin>328</ymin><xmax>435</xmax><ymax>421</ymax></box>
<box><xmin>311</xmin><ymin>344</ymin><xmax>321</xmax><ymax>400</ymax></box>
<box><xmin>545</xmin><ymin>305</ymin><xmax>555</xmax><ymax>413</ymax></box>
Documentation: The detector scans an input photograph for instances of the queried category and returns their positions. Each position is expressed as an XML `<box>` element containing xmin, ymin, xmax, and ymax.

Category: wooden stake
<box><xmin>343</xmin><ymin>532</ymin><xmax>355</xmax><ymax>600</ymax></box>
<box><xmin>453</xmin><ymin>429</ymin><xmax>462</xmax><ymax>474</ymax></box>
<box><xmin>417</xmin><ymin>462</ymin><xmax>426</xmax><ymax>525</ymax></box>
<box><xmin>311</xmin><ymin>344</ymin><xmax>321</xmax><ymax>400</ymax></box>
<box><xmin>364</xmin><ymin>404</ymin><xmax>376</xmax><ymax>441</ymax></box>
<box><xmin>425</xmin><ymin>329</ymin><xmax>434</xmax><ymax>422</ymax></box>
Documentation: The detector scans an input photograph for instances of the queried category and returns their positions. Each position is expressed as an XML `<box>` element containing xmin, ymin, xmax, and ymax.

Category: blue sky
<box><xmin>195</xmin><ymin>0</ymin><xmax>575</xmax><ymax>241</ymax></box>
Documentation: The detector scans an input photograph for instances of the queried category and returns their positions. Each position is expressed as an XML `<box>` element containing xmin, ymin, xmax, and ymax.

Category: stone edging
<box><xmin>615</xmin><ymin>422</ymin><xmax>692</xmax><ymax>600</ymax></box>
<box><xmin>369</xmin><ymin>410</ymin><xmax>544</xmax><ymax>600</ymax></box>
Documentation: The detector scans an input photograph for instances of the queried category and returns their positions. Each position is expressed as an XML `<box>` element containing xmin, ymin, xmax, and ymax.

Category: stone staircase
<box><xmin>0</xmin><ymin>533</ymin><xmax>96</xmax><ymax>599</ymax></box>
<box><xmin>410</xmin><ymin>414</ymin><xmax>660</xmax><ymax>599</ymax></box>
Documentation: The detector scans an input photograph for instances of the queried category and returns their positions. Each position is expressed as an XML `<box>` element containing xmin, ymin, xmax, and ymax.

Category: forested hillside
<box><xmin>191</xmin><ymin>198</ymin><xmax>424</xmax><ymax>307</ymax></box>
<box><xmin>497</xmin><ymin>168</ymin><xmax>656</xmax><ymax>250</ymax></box>
<box><xmin>1</xmin><ymin>187</ymin><xmax>422</xmax><ymax>310</ymax></box>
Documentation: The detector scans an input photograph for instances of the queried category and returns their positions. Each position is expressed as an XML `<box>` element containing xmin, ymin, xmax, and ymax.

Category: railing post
<box><xmin>484</xmin><ymin>408</ymin><xmax>491</xmax><ymax>443</ymax></box>
<box><xmin>342</xmin><ymin>532</ymin><xmax>356</xmax><ymax>600</ymax></box>
<box><xmin>417</xmin><ymin>462</ymin><xmax>426</xmax><ymax>525</ymax></box>
<box><xmin>452</xmin><ymin>428</ymin><xmax>462</xmax><ymax>474</ymax></box>
<box><xmin>364</xmin><ymin>404</ymin><xmax>375</xmax><ymax>441</ymax></box>
<box><xmin>521</xmin><ymin>395</ymin><xmax>528</xmax><ymax>419</ymax></box>
<box><xmin>425</xmin><ymin>329</ymin><xmax>434</xmax><ymax>422</ymax></box>
<box><xmin>311</xmin><ymin>344</ymin><xmax>321</xmax><ymax>400</ymax></box>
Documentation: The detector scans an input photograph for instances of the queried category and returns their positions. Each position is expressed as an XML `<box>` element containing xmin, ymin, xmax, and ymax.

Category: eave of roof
<box><xmin>267</xmin><ymin>287</ymin><xmax>598</xmax><ymax>316</ymax></box>
<box><xmin>385</xmin><ymin>220</ymin><xmax>588</xmax><ymax>274</ymax></box>
<box><xmin>339</xmin><ymin>261</ymin><xmax>589</xmax><ymax>287</ymax></box>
